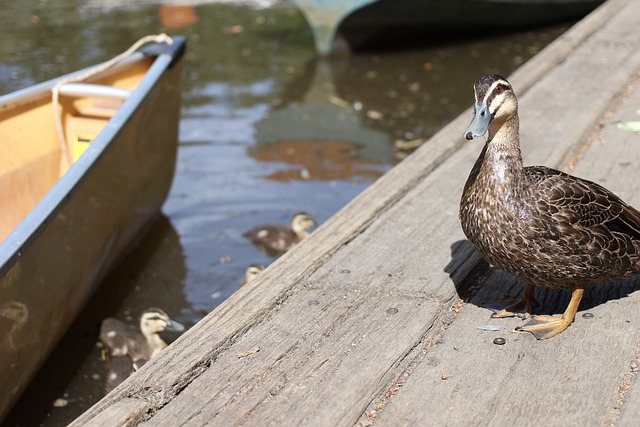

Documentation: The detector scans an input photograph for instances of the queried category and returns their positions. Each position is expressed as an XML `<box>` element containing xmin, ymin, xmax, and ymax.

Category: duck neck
<box><xmin>291</xmin><ymin>222</ymin><xmax>309</xmax><ymax>238</ymax></box>
<box><xmin>295</xmin><ymin>230</ymin><xmax>309</xmax><ymax>239</ymax></box>
<box><xmin>145</xmin><ymin>332</ymin><xmax>167</xmax><ymax>352</ymax></box>
<box><xmin>483</xmin><ymin>114</ymin><xmax>525</xmax><ymax>188</ymax></box>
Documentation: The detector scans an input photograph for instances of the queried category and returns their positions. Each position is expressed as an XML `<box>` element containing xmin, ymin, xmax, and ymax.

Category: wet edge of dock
<box><xmin>72</xmin><ymin>0</ymin><xmax>640</xmax><ymax>425</ymax></box>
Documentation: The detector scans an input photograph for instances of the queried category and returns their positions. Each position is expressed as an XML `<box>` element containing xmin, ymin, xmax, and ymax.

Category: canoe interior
<box><xmin>0</xmin><ymin>59</ymin><xmax>153</xmax><ymax>243</ymax></box>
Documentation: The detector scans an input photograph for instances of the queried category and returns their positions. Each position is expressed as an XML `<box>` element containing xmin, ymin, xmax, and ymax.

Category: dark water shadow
<box><xmin>3</xmin><ymin>215</ymin><xmax>187</xmax><ymax>427</ymax></box>
<box><xmin>338</xmin><ymin>0</ymin><xmax>590</xmax><ymax>53</ymax></box>
<box><xmin>445</xmin><ymin>239</ymin><xmax>640</xmax><ymax>316</ymax></box>
<box><xmin>343</xmin><ymin>24</ymin><xmax>573</xmax><ymax>53</ymax></box>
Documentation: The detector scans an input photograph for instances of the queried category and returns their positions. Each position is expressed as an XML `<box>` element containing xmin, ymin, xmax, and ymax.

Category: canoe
<box><xmin>293</xmin><ymin>0</ymin><xmax>605</xmax><ymax>54</ymax></box>
<box><xmin>0</xmin><ymin>35</ymin><xmax>185</xmax><ymax>420</ymax></box>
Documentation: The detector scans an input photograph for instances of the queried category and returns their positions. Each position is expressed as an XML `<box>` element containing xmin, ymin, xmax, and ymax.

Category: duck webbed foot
<box><xmin>515</xmin><ymin>287</ymin><xmax>584</xmax><ymax>340</ymax></box>
<box><xmin>484</xmin><ymin>283</ymin><xmax>536</xmax><ymax>319</ymax></box>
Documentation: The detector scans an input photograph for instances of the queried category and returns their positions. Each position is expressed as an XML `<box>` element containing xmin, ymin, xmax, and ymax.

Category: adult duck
<box><xmin>459</xmin><ymin>74</ymin><xmax>640</xmax><ymax>339</ymax></box>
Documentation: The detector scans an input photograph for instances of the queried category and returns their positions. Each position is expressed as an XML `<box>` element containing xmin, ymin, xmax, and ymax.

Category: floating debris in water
<box><xmin>394</xmin><ymin>138</ymin><xmax>425</xmax><ymax>151</ymax></box>
<box><xmin>387</xmin><ymin>307</ymin><xmax>399</xmax><ymax>315</ymax></box>
<box><xmin>478</xmin><ymin>324</ymin><xmax>502</xmax><ymax>331</ymax></box>
<box><xmin>223</xmin><ymin>24</ymin><xmax>244</xmax><ymax>34</ymax></box>
<box><xmin>327</xmin><ymin>95</ymin><xmax>350</xmax><ymax>108</ymax></box>
<box><xmin>53</xmin><ymin>398</ymin><xmax>68</xmax><ymax>408</ymax></box>
<box><xmin>493</xmin><ymin>337</ymin><xmax>506</xmax><ymax>345</ymax></box>
<box><xmin>366</xmin><ymin>110</ymin><xmax>384</xmax><ymax>120</ymax></box>
<box><xmin>340</xmin><ymin>269</ymin><xmax>351</xmax><ymax>274</ymax></box>
<box><xmin>308</xmin><ymin>300</ymin><xmax>320</xmax><ymax>306</ymax></box>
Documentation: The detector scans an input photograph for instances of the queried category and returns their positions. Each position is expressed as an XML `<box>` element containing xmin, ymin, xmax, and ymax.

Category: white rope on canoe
<box><xmin>52</xmin><ymin>33</ymin><xmax>174</xmax><ymax>168</ymax></box>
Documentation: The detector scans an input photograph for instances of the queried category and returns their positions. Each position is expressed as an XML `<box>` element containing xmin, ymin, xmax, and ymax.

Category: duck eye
<box><xmin>495</xmin><ymin>86</ymin><xmax>502</xmax><ymax>94</ymax></box>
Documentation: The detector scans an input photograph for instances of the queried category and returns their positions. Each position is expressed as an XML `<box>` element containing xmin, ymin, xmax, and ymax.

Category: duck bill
<box><xmin>165</xmin><ymin>319</ymin><xmax>186</xmax><ymax>332</ymax></box>
<box><xmin>464</xmin><ymin>102</ymin><xmax>491</xmax><ymax>140</ymax></box>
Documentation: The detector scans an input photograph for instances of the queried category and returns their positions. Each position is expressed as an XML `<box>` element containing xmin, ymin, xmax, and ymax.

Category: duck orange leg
<box><xmin>515</xmin><ymin>286</ymin><xmax>584</xmax><ymax>340</ymax></box>
<box><xmin>488</xmin><ymin>282</ymin><xmax>536</xmax><ymax>319</ymax></box>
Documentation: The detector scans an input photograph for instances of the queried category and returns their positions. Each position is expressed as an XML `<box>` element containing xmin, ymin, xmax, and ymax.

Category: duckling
<box><xmin>241</xmin><ymin>263</ymin><xmax>266</xmax><ymax>286</ymax></box>
<box><xmin>243</xmin><ymin>212</ymin><xmax>317</xmax><ymax>256</ymax></box>
<box><xmin>100</xmin><ymin>308</ymin><xmax>184</xmax><ymax>390</ymax></box>
<box><xmin>460</xmin><ymin>74</ymin><xmax>640</xmax><ymax>340</ymax></box>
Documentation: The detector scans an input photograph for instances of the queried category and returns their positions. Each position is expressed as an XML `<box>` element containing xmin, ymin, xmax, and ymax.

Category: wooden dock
<box><xmin>73</xmin><ymin>0</ymin><xmax>640</xmax><ymax>425</ymax></box>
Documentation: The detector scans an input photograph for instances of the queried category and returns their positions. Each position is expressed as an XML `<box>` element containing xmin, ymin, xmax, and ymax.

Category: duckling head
<box><xmin>290</xmin><ymin>212</ymin><xmax>317</xmax><ymax>237</ymax></box>
<box><xmin>464</xmin><ymin>74</ymin><xmax>517</xmax><ymax>140</ymax></box>
<box><xmin>139</xmin><ymin>308</ymin><xmax>185</xmax><ymax>337</ymax></box>
<box><xmin>244</xmin><ymin>263</ymin><xmax>265</xmax><ymax>284</ymax></box>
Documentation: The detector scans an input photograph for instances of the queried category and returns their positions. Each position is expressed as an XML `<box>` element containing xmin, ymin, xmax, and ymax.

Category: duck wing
<box><xmin>243</xmin><ymin>225</ymin><xmax>298</xmax><ymax>254</ymax></box>
<box><xmin>105</xmin><ymin>355</ymin><xmax>135</xmax><ymax>392</ymax></box>
<box><xmin>100</xmin><ymin>318</ymin><xmax>151</xmax><ymax>360</ymax></box>
<box><xmin>526</xmin><ymin>166</ymin><xmax>640</xmax><ymax>239</ymax></box>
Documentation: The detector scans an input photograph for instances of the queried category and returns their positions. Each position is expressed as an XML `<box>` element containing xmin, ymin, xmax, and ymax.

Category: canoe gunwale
<box><xmin>0</xmin><ymin>53</ymin><xmax>145</xmax><ymax>113</ymax></box>
<box><xmin>0</xmin><ymin>36</ymin><xmax>186</xmax><ymax>277</ymax></box>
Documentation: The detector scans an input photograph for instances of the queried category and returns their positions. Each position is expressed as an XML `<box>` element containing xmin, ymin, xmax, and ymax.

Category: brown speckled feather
<box><xmin>100</xmin><ymin>318</ymin><xmax>154</xmax><ymax>361</ymax></box>
<box><xmin>529</xmin><ymin>166</ymin><xmax>640</xmax><ymax>237</ymax></box>
<box><xmin>462</xmin><ymin>158</ymin><xmax>640</xmax><ymax>290</ymax></box>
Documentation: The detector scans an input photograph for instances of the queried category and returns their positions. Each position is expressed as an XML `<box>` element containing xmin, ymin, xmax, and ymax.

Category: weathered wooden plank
<box><xmin>374</xmin><ymin>296</ymin><xmax>640</xmax><ymax>426</ymax></box>
<box><xmin>507</xmin><ymin>0</ymin><xmax>630</xmax><ymax>93</ymax></box>
<box><xmin>84</xmin><ymin>398</ymin><xmax>149</xmax><ymax>427</ymax></box>
<box><xmin>145</xmin><ymin>290</ymin><xmax>441</xmax><ymax>426</ymax></box>
<box><xmin>620</xmin><ymin>365</ymin><xmax>640</xmax><ymax>426</ymax></box>
<box><xmin>518</xmin><ymin>2</ymin><xmax>640</xmax><ymax>169</ymax></box>
<box><xmin>575</xmin><ymin>71</ymin><xmax>640</xmax><ymax>427</ymax></box>
<box><xmin>375</xmin><ymin>35</ymin><xmax>640</xmax><ymax>427</ymax></box>
<box><xmin>71</xmin><ymin>0</ymin><xmax>640</xmax><ymax>425</ymax></box>
<box><xmin>565</xmin><ymin>70</ymin><xmax>640</xmax><ymax>198</ymax></box>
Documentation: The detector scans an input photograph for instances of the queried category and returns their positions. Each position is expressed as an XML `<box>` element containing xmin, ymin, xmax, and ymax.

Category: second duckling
<box><xmin>243</xmin><ymin>212</ymin><xmax>316</xmax><ymax>256</ymax></box>
<box><xmin>100</xmin><ymin>308</ymin><xmax>184</xmax><ymax>391</ymax></box>
<box><xmin>241</xmin><ymin>263</ymin><xmax>266</xmax><ymax>286</ymax></box>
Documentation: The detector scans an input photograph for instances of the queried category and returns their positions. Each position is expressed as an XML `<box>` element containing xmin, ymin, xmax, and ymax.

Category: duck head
<box><xmin>291</xmin><ymin>212</ymin><xmax>317</xmax><ymax>236</ymax></box>
<box><xmin>244</xmin><ymin>263</ymin><xmax>265</xmax><ymax>284</ymax></box>
<box><xmin>464</xmin><ymin>74</ymin><xmax>517</xmax><ymax>140</ymax></box>
<box><xmin>139</xmin><ymin>308</ymin><xmax>185</xmax><ymax>337</ymax></box>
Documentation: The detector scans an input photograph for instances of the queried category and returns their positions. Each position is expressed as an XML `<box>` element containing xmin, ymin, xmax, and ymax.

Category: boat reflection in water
<box><xmin>253</xmin><ymin>60</ymin><xmax>392</xmax><ymax>182</ymax></box>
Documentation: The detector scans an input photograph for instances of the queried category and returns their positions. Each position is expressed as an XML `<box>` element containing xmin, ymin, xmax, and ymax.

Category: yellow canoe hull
<box><xmin>0</xmin><ymin>36</ymin><xmax>185</xmax><ymax>419</ymax></box>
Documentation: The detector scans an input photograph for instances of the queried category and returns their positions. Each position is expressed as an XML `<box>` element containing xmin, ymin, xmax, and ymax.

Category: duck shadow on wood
<box><xmin>445</xmin><ymin>239</ymin><xmax>640</xmax><ymax>317</ymax></box>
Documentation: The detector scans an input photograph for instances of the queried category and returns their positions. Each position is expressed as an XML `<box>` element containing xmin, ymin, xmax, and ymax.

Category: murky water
<box><xmin>0</xmin><ymin>0</ymin><xmax>572</xmax><ymax>425</ymax></box>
